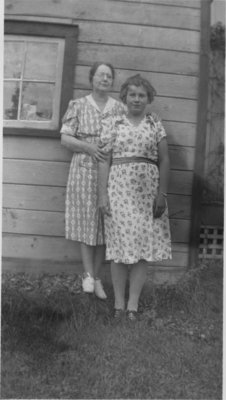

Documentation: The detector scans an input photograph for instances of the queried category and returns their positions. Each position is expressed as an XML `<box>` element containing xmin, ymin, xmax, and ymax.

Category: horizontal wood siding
<box><xmin>3</xmin><ymin>184</ymin><xmax>191</xmax><ymax>219</ymax></box>
<box><xmin>3</xmin><ymin>0</ymin><xmax>202</xmax><ymax>273</ymax></box>
<box><xmin>2</xmin><ymin>233</ymin><xmax>189</xmax><ymax>267</ymax></box>
<box><xmin>3</xmin><ymin>208</ymin><xmax>190</xmax><ymax>242</ymax></box>
<box><xmin>74</xmin><ymin>89</ymin><xmax>198</xmax><ymax>123</ymax></box>
<box><xmin>5</xmin><ymin>1</ymin><xmax>201</xmax><ymax>30</ymax></box>
<box><xmin>3</xmin><ymin>137</ymin><xmax>195</xmax><ymax>170</ymax></box>
<box><xmin>76</xmin><ymin>44</ymin><xmax>200</xmax><ymax>76</ymax></box>
<box><xmin>118</xmin><ymin>0</ymin><xmax>200</xmax><ymax>8</ymax></box>
<box><xmin>74</xmin><ymin>66</ymin><xmax>199</xmax><ymax>99</ymax></box>
<box><xmin>77</xmin><ymin>21</ymin><xmax>200</xmax><ymax>52</ymax></box>
<box><xmin>3</xmin><ymin>158</ymin><xmax>193</xmax><ymax>193</ymax></box>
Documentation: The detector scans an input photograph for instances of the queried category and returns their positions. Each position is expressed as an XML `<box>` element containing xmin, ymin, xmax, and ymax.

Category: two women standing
<box><xmin>61</xmin><ymin>63</ymin><xmax>171</xmax><ymax>318</ymax></box>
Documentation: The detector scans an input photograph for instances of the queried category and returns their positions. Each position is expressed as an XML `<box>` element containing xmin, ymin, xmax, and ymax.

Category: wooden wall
<box><xmin>3</xmin><ymin>0</ymin><xmax>202</xmax><ymax>279</ymax></box>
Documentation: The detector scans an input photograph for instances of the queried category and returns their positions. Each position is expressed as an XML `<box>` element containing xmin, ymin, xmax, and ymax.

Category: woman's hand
<box><xmin>87</xmin><ymin>143</ymin><xmax>108</xmax><ymax>162</ymax></box>
<box><xmin>98</xmin><ymin>195</ymin><xmax>111</xmax><ymax>216</ymax></box>
<box><xmin>153</xmin><ymin>193</ymin><xmax>166</xmax><ymax>218</ymax></box>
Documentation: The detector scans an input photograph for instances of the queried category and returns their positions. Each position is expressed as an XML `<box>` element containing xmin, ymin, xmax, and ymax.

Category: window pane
<box><xmin>20</xmin><ymin>82</ymin><xmax>54</xmax><ymax>121</ymax></box>
<box><xmin>4</xmin><ymin>41</ymin><xmax>24</xmax><ymax>79</ymax></box>
<box><xmin>4</xmin><ymin>81</ymin><xmax>20</xmax><ymax>120</ymax></box>
<box><xmin>24</xmin><ymin>42</ymin><xmax>58</xmax><ymax>81</ymax></box>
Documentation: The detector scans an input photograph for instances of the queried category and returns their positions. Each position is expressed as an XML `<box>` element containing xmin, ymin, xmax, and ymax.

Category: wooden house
<box><xmin>3</xmin><ymin>0</ymin><xmax>211</xmax><ymax>283</ymax></box>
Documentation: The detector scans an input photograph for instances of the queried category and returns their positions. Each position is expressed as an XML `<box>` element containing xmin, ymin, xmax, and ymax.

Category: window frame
<box><xmin>4</xmin><ymin>20</ymin><xmax>79</xmax><ymax>137</ymax></box>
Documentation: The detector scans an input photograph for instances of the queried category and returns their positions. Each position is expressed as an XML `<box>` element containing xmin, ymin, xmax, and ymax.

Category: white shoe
<box><xmin>94</xmin><ymin>279</ymin><xmax>107</xmax><ymax>299</ymax></box>
<box><xmin>82</xmin><ymin>273</ymin><xmax>94</xmax><ymax>293</ymax></box>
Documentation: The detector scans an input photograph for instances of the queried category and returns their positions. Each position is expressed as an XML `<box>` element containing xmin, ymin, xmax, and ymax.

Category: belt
<box><xmin>112</xmin><ymin>156</ymin><xmax>158</xmax><ymax>167</ymax></box>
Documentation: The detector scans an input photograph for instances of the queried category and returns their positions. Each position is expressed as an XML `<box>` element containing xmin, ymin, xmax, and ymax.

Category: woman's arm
<box><xmin>61</xmin><ymin>133</ymin><xmax>90</xmax><ymax>153</ymax></box>
<box><xmin>153</xmin><ymin>137</ymin><xmax>170</xmax><ymax>218</ymax></box>
<box><xmin>61</xmin><ymin>133</ymin><xmax>108</xmax><ymax>162</ymax></box>
<box><xmin>98</xmin><ymin>153</ymin><xmax>112</xmax><ymax>216</ymax></box>
<box><xmin>158</xmin><ymin>137</ymin><xmax>170</xmax><ymax>195</ymax></box>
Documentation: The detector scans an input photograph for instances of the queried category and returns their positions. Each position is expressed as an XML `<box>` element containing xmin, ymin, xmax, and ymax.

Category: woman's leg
<box><xmin>93</xmin><ymin>244</ymin><xmax>106</xmax><ymax>278</ymax></box>
<box><xmin>127</xmin><ymin>261</ymin><xmax>147</xmax><ymax>311</ymax></box>
<box><xmin>93</xmin><ymin>245</ymin><xmax>107</xmax><ymax>299</ymax></box>
<box><xmin>80</xmin><ymin>243</ymin><xmax>95</xmax><ymax>293</ymax></box>
<box><xmin>80</xmin><ymin>243</ymin><xmax>95</xmax><ymax>276</ymax></box>
<box><xmin>111</xmin><ymin>262</ymin><xmax>128</xmax><ymax>310</ymax></box>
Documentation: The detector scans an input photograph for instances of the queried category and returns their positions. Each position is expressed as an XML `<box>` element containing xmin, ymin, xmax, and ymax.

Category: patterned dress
<box><xmin>60</xmin><ymin>94</ymin><xmax>125</xmax><ymax>245</ymax></box>
<box><xmin>100</xmin><ymin>113</ymin><xmax>172</xmax><ymax>264</ymax></box>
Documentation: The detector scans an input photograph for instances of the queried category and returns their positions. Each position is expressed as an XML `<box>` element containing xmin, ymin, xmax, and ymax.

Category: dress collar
<box><xmin>86</xmin><ymin>94</ymin><xmax>116</xmax><ymax>114</ymax></box>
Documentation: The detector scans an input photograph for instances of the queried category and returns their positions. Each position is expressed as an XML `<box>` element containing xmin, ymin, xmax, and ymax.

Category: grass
<box><xmin>1</xmin><ymin>260</ymin><xmax>223</xmax><ymax>399</ymax></box>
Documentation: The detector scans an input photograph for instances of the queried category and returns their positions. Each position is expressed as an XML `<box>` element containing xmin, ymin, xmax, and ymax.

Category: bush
<box><xmin>210</xmin><ymin>22</ymin><xmax>225</xmax><ymax>54</ymax></box>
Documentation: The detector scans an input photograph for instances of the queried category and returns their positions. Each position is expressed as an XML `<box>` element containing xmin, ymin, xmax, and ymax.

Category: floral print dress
<box><xmin>100</xmin><ymin>113</ymin><xmax>172</xmax><ymax>263</ymax></box>
<box><xmin>60</xmin><ymin>94</ymin><xmax>125</xmax><ymax>245</ymax></box>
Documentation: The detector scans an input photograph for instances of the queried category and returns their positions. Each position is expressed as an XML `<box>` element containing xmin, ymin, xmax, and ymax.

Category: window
<box><xmin>4</xmin><ymin>21</ymin><xmax>78</xmax><ymax>136</ymax></box>
<box><xmin>4</xmin><ymin>36</ymin><xmax>64</xmax><ymax>130</ymax></box>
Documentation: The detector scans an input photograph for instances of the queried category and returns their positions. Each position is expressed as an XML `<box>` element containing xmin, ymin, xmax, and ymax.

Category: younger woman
<box><xmin>98</xmin><ymin>74</ymin><xmax>172</xmax><ymax>317</ymax></box>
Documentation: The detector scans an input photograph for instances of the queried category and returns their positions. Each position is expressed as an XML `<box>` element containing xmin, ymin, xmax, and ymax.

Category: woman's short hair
<box><xmin>89</xmin><ymin>62</ymin><xmax>115</xmax><ymax>84</ymax></box>
<box><xmin>120</xmin><ymin>74</ymin><xmax>157</xmax><ymax>104</ymax></box>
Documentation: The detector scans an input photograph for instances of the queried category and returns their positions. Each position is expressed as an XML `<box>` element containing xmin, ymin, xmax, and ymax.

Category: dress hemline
<box><xmin>107</xmin><ymin>255</ymin><xmax>172</xmax><ymax>264</ymax></box>
<box><xmin>65</xmin><ymin>236</ymin><xmax>106</xmax><ymax>246</ymax></box>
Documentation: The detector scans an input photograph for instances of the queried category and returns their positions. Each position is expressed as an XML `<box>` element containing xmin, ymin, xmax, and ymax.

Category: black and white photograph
<box><xmin>1</xmin><ymin>0</ymin><xmax>224</xmax><ymax>398</ymax></box>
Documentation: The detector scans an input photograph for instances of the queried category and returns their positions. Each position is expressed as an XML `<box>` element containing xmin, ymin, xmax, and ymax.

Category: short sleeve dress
<box><xmin>100</xmin><ymin>113</ymin><xmax>172</xmax><ymax>263</ymax></box>
<box><xmin>60</xmin><ymin>94</ymin><xmax>125</xmax><ymax>245</ymax></box>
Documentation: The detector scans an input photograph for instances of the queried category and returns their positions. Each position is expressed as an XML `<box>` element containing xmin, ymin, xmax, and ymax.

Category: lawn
<box><xmin>1</xmin><ymin>260</ymin><xmax>223</xmax><ymax>399</ymax></box>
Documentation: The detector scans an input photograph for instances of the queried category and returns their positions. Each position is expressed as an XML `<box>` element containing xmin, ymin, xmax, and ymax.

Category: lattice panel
<box><xmin>199</xmin><ymin>226</ymin><xmax>223</xmax><ymax>259</ymax></box>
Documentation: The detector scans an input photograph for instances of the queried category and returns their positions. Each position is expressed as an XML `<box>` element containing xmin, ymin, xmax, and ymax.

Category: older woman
<box><xmin>60</xmin><ymin>62</ymin><xmax>125</xmax><ymax>298</ymax></box>
<box><xmin>98</xmin><ymin>74</ymin><xmax>172</xmax><ymax>318</ymax></box>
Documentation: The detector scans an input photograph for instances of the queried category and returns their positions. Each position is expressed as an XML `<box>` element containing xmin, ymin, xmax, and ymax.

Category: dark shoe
<box><xmin>127</xmin><ymin>310</ymin><xmax>138</xmax><ymax>321</ymax></box>
<box><xmin>113</xmin><ymin>309</ymin><xmax>125</xmax><ymax>319</ymax></box>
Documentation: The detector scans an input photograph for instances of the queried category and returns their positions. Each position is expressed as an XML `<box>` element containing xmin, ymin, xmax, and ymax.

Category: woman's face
<box><xmin>126</xmin><ymin>85</ymin><xmax>148</xmax><ymax>116</ymax></box>
<box><xmin>92</xmin><ymin>65</ymin><xmax>113</xmax><ymax>92</ymax></box>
